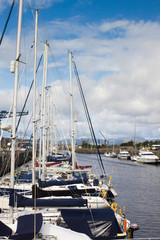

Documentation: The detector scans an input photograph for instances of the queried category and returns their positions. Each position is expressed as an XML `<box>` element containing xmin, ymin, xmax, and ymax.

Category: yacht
<box><xmin>136</xmin><ymin>149</ymin><xmax>159</xmax><ymax>164</ymax></box>
<box><xmin>118</xmin><ymin>149</ymin><xmax>130</xmax><ymax>160</ymax></box>
<box><xmin>104</xmin><ymin>151</ymin><xmax>117</xmax><ymax>158</ymax></box>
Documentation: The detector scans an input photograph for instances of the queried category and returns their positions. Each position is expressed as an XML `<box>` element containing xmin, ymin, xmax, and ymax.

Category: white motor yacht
<box><xmin>136</xmin><ymin>149</ymin><xmax>159</xmax><ymax>164</ymax></box>
<box><xmin>118</xmin><ymin>149</ymin><xmax>130</xmax><ymax>160</ymax></box>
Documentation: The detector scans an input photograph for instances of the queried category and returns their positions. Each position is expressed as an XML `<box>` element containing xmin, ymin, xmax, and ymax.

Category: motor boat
<box><xmin>135</xmin><ymin>149</ymin><xmax>159</xmax><ymax>164</ymax></box>
<box><xmin>118</xmin><ymin>149</ymin><xmax>130</xmax><ymax>160</ymax></box>
<box><xmin>104</xmin><ymin>151</ymin><xmax>117</xmax><ymax>158</ymax></box>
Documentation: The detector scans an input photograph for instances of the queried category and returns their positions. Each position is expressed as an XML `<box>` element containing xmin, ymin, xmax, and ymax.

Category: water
<box><xmin>77</xmin><ymin>153</ymin><xmax>160</xmax><ymax>238</ymax></box>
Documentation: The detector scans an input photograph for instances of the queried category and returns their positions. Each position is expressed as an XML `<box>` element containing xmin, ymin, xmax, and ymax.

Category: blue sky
<box><xmin>35</xmin><ymin>0</ymin><xmax>160</xmax><ymax>22</ymax></box>
<box><xmin>0</xmin><ymin>0</ymin><xmax>160</xmax><ymax>141</ymax></box>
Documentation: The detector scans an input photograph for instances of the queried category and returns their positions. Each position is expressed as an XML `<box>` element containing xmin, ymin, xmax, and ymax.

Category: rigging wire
<box><xmin>0</xmin><ymin>43</ymin><xmax>33</xmax><ymax>142</ymax></box>
<box><xmin>15</xmin><ymin>113</ymin><xmax>33</xmax><ymax>164</ymax></box>
<box><xmin>72</xmin><ymin>58</ymin><xmax>106</xmax><ymax>176</ymax></box>
<box><xmin>16</xmin><ymin>54</ymin><xmax>43</xmax><ymax>133</ymax></box>
<box><xmin>28</xmin><ymin>0</ymin><xmax>71</xmax><ymax>153</ymax></box>
<box><xmin>44</xmin><ymin>52</ymin><xmax>71</xmax><ymax>152</ymax></box>
<box><xmin>49</xmin><ymin>46</ymin><xmax>70</xmax><ymax>105</ymax></box>
<box><xmin>27</xmin><ymin>2</ymin><xmax>74</xmax><ymax>149</ymax></box>
<box><xmin>0</xmin><ymin>0</ymin><xmax>15</xmax><ymax>45</ymax></box>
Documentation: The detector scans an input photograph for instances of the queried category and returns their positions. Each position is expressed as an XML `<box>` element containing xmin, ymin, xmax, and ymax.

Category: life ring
<box><xmin>111</xmin><ymin>202</ymin><xmax>118</xmax><ymax>211</ymax></box>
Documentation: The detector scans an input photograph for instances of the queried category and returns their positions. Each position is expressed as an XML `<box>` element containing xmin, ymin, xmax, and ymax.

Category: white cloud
<box><xmin>1</xmin><ymin>16</ymin><xmax>160</xmax><ymax>140</ymax></box>
<box><xmin>99</xmin><ymin>20</ymin><xmax>130</xmax><ymax>32</ymax></box>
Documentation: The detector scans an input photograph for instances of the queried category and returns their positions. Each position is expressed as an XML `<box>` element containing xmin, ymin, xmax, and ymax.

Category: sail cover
<box><xmin>9</xmin><ymin>213</ymin><xmax>43</xmax><ymax>240</ymax></box>
<box><xmin>39</xmin><ymin>178</ymin><xmax>87</xmax><ymax>188</ymax></box>
<box><xmin>47</xmin><ymin>154</ymin><xmax>71</xmax><ymax>162</ymax></box>
<box><xmin>18</xmin><ymin>170</ymin><xmax>39</xmax><ymax>183</ymax></box>
<box><xmin>0</xmin><ymin>221</ymin><xmax>12</xmax><ymax>237</ymax></box>
<box><xmin>61</xmin><ymin>208</ymin><xmax>122</xmax><ymax>239</ymax></box>
<box><xmin>32</xmin><ymin>184</ymin><xmax>96</xmax><ymax>198</ymax></box>
<box><xmin>0</xmin><ymin>213</ymin><xmax>42</xmax><ymax>240</ymax></box>
<box><xmin>9</xmin><ymin>190</ymin><xmax>87</xmax><ymax>208</ymax></box>
<box><xmin>39</xmin><ymin>172</ymin><xmax>88</xmax><ymax>188</ymax></box>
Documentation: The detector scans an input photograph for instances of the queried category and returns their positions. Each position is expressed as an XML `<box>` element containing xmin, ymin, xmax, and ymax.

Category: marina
<box><xmin>0</xmin><ymin>2</ymin><xmax>138</xmax><ymax>238</ymax></box>
<box><xmin>0</xmin><ymin>0</ymin><xmax>160</xmax><ymax>239</ymax></box>
<box><xmin>0</xmin><ymin>150</ymin><xmax>160</xmax><ymax>238</ymax></box>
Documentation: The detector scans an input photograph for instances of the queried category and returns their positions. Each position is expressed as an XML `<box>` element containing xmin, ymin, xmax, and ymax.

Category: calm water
<box><xmin>77</xmin><ymin>153</ymin><xmax>160</xmax><ymax>238</ymax></box>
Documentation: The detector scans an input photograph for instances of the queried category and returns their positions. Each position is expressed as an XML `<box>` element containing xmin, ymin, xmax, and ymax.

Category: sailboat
<box><xmin>110</xmin><ymin>139</ymin><xmax>117</xmax><ymax>158</ymax></box>
<box><xmin>104</xmin><ymin>140</ymin><xmax>117</xmax><ymax>158</ymax></box>
<box><xmin>100</xmin><ymin>131</ymin><xmax>117</xmax><ymax>158</ymax></box>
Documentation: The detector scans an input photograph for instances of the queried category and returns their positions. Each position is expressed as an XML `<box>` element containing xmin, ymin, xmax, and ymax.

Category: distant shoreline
<box><xmin>75</xmin><ymin>147</ymin><xmax>160</xmax><ymax>158</ymax></box>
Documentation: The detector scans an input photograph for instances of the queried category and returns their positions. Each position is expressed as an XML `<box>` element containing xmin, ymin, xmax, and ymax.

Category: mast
<box><xmin>74</xmin><ymin>112</ymin><xmax>78</xmax><ymax>157</ymax></box>
<box><xmin>50</xmin><ymin>103</ymin><xmax>54</xmax><ymax>154</ymax></box>
<box><xmin>38</xmin><ymin>94</ymin><xmax>42</xmax><ymax>178</ymax></box>
<box><xmin>10</xmin><ymin>0</ymin><xmax>23</xmax><ymax>222</ymax></box>
<box><xmin>42</xmin><ymin>42</ymin><xmax>48</xmax><ymax>181</ymax></box>
<box><xmin>46</xmin><ymin>86</ymin><xmax>51</xmax><ymax>157</ymax></box>
<box><xmin>53</xmin><ymin>104</ymin><xmax>57</xmax><ymax>155</ymax></box>
<box><xmin>113</xmin><ymin>139</ymin><xmax>115</xmax><ymax>151</ymax></box>
<box><xmin>32</xmin><ymin>9</ymin><xmax>39</xmax><ymax>185</ymax></box>
<box><xmin>134</xmin><ymin>116</ymin><xmax>137</xmax><ymax>152</ymax></box>
<box><xmin>69</xmin><ymin>51</ymin><xmax>75</xmax><ymax>170</ymax></box>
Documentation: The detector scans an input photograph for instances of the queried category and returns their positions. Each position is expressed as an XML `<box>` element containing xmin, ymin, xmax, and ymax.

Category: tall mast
<box><xmin>50</xmin><ymin>103</ymin><xmax>54</xmax><ymax>154</ymax></box>
<box><xmin>69</xmin><ymin>51</ymin><xmax>75</xmax><ymax>170</ymax></box>
<box><xmin>38</xmin><ymin>94</ymin><xmax>42</xmax><ymax>178</ymax></box>
<box><xmin>46</xmin><ymin>86</ymin><xmax>51</xmax><ymax>157</ymax></box>
<box><xmin>42</xmin><ymin>42</ymin><xmax>48</xmax><ymax>181</ymax></box>
<box><xmin>32</xmin><ymin>9</ymin><xmax>39</xmax><ymax>185</ymax></box>
<box><xmin>10</xmin><ymin>0</ymin><xmax>23</xmax><ymax>222</ymax></box>
<box><xmin>134</xmin><ymin>116</ymin><xmax>137</xmax><ymax>151</ymax></box>
<box><xmin>74</xmin><ymin>112</ymin><xmax>77</xmax><ymax>156</ymax></box>
<box><xmin>54</xmin><ymin>104</ymin><xmax>57</xmax><ymax>155</ymax></box>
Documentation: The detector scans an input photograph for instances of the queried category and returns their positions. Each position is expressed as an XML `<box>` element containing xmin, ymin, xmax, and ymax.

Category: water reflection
<box><xmin>77</xmin><ymin>153</ymin><xmax>160</xmax><ymax>238</ymax></box>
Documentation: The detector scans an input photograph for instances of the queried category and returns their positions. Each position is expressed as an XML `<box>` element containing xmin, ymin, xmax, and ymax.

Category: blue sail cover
<box><xmin>0</xmin><ymin>214</ymin><xmax>42</xmax><ymax>240</ymax></box>
<box><xmin>32</xmin><ymin>184</ymin><xmax>96</xmax><ymax>198</ymax></box>
<box><xmin>9</xmin><ymin>190</ymin><xmax>87</xmax><ymax>208</ymax></box>
<box><xmin>0</xmin><ymin>221</ymin><xmax>12</xmax><ymax>237</ymax></box>
<box><xmin>61</xmin><ymin>208</ymin><xmax>122</xmax><ymax>239</ymax></box>
<box><xmin>18</xmin><ymin>170</ymin><xmax>40</xmax><ymax>183</ymax></box>
<box><xmin>9</xmin><ymin>213</ymin><xmax>43</xmax><ymax>240</ymax></box>
<box><xmin>39</xmin><ymin>178</ymin><xmax>87</xmax><ymax>188</ymax></box>
<box><xmin>0</xmin><ymin>187</ymin><xmax>30</xmax><ymax>196</ymax></box>
<box><xmin>39</xmin><ymin>172</ymin><xmax>88</xmax><ymax>188</ymax></box>
<box><xmin>47</xmin><ymin>154</ymin><xmax>71</xmax><ymax>162</ymax></box>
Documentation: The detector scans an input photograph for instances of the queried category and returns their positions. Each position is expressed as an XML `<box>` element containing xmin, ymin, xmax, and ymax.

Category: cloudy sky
<box><xmin>0</xmin><ymin>0</ymin><xmax>160</xmax><ymax>142</ymax></box>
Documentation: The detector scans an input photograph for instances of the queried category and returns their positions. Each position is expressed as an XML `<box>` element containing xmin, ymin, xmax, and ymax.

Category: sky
<box><xmin>0</xmin><ymin>0</ymin><xmax>160</xmax><ymax>142</ymax></box>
